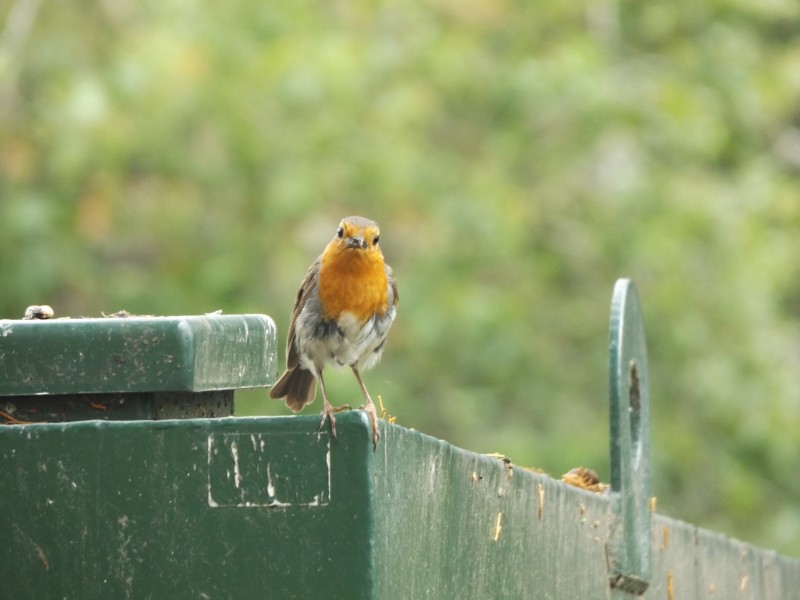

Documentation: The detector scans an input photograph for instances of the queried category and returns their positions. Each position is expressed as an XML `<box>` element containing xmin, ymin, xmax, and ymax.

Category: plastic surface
<box><xmin>0</xmin><ymin>314</ymin><xmax>277</xmax><ymax>395</ymax></box>
<box><xmin>2</xmin><ymin>413</ymin><xmax>798</xmax><ymax>599</ymax></box>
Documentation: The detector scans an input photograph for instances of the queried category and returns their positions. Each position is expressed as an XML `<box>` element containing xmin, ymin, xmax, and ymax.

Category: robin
<box><xmin>269</xmin><ymin>216</ymin><xmax>398</xmax><ymax>449</ymax></box>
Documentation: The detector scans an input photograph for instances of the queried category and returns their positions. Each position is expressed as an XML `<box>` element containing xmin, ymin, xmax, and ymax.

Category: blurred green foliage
<box><xmin>2</xmin><ymin>0</ymin><xmax>799</xmax><ymax>556</ymax></box>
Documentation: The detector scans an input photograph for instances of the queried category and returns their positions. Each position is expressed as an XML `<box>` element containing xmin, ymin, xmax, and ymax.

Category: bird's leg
<box><xmin>317</xmin><ymin>370</ymin><xmax>350</xmax><ymax>439</ymax></box>
<box><xmin>351</xmin><ymin>366</ymin><xmax>380</xmax><ymax>450</ymax></box>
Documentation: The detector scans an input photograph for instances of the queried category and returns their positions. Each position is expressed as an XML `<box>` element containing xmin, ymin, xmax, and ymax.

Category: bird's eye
<box><xmin>337</xmin><ymin>227</ymin><xmax>344</xmax><ymax>238</ymax></box>
<box><xmin>373</xmin><ymin>235</ymin><xmax>380</xmax><ymax>245</ymax></box>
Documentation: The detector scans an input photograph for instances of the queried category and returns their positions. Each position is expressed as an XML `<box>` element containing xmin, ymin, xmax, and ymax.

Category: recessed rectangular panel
<box><xmin>207</xmin><ymin>431</ymin><xmax>331</xmax><ymax>508</ymax></box>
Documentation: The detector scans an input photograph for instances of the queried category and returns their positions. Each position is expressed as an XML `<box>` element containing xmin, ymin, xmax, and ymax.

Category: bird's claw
<box><xmin>319</xmin><ymin>403</ymin><xmax>352</xmax><ymax>439</ymax></box>
<box><xmin>371</xmin><ymin>424</ymin><xmax>379</xmax><ymax>451</ymax></box>
<box><xmin>319</xmin><ymin>409</ymin><xmax>337</xmax><ymax>439</ymax></box>
<box><xmin>363</xmin><ymin>403</ymin><xmax>380</xmax><ymax>451</ymax></box>
<box><xmin>320</xmin><ymin>399</ymin><xmax>379</xmax><ymax>450</ymax></box>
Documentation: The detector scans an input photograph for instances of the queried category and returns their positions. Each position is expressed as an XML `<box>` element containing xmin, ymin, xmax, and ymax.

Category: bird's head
<box><xmin>331</xmin><ymin>216</ymin><xmax>383</xmax><ymax>256</ymax></box>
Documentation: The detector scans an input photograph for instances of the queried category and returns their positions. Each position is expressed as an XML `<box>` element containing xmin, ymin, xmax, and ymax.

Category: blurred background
<box><xmin>2</xmin><ymin>0</ymin><xmax>799</xmax><ymax>556</ymax></box>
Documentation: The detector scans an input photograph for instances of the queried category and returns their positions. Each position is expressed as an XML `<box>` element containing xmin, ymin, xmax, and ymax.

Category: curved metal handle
<box><xmin>608</xmin><ymin>279</ymin><xmax>652</xmax><ymax>593</ymax></box>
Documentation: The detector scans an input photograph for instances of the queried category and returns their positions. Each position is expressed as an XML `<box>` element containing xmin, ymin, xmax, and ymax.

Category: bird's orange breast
<box><xmin>317</xmin><ymin>244</ymin><xmax>389</xmax><ymax>323</ymax></box>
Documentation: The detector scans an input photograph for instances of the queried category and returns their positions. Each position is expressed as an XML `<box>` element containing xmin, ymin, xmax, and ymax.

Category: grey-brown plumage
<box><xmin>270</xmin><ymin>216</ymin><xmax>398</xmax><ymax>448</ymax></box>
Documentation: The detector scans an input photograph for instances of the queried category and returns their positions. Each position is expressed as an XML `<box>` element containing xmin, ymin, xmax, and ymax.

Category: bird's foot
<box><xmin>359</xmin><ymin>400</ymin><xmax>380</xmax><ymax>451</ymax></box>
<box><xmin>319</xmin><ymin>401</ymin><xmax>351</xmax><ymax>439</ymax></box>
<box><xmin>350</xmin><ymin>367</ymin><xmax>381</xmax><ymax>451</ymax></box>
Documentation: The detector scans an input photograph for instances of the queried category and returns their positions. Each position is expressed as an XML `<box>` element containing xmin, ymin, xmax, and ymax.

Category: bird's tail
<box><xmin>268</xmin><ymin>367</ymin><xmax>317</xmax><ymax>412</ymax></box>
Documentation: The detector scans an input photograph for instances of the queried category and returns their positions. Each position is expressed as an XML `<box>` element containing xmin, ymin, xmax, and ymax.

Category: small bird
<box><xmin>269</xmin><ymin>216</ymin><xmax>398</xmax><ymax>449</ymax></box>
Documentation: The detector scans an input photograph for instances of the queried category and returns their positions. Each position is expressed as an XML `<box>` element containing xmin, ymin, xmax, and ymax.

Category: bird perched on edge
<box><xmin>269</xmin><ymin>216</ymin><xmax>398</xmax><ymax>449</ymax></box>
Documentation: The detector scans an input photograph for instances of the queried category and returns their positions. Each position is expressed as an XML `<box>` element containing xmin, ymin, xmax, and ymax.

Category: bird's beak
<box><xmin>346</xmin><ymin>236</ymin><xmax>367</xmax><ymax>249</ymax></box>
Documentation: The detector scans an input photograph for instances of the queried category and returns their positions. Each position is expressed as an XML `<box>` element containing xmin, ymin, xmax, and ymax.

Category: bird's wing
<box><xmin>385</xmin><ymin>263</ymin><xmax>399</xmax><ymax>308</ymax></box>
<box><xmin>285</xmin><ymin>256</ymin><xmax>321</xmax><ymax>370</ymax></box>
